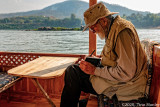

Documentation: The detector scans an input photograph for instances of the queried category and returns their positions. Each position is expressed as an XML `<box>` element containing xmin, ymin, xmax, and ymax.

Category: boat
<box><xmin>0</xmin><ymin>0</ymin><xmax>160</xmax><ymax>106</ymax></box>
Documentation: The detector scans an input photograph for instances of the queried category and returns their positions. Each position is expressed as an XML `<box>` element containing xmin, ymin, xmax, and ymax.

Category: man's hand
<box><xmin>79</xmin><ymin>60</ymin><xmax>96</xmax><ymax>75</ymax></box>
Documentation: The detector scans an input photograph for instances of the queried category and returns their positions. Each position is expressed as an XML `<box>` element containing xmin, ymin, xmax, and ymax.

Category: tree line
<box><xmin>0</xmin><ymin>14</ymin><xmax>82</xmax><ymax>30</ymax></box>
<box><xmin>122</xmin><ymin>13</ymin><xmax>160</xmax><ymax>28</ymax></box>
<box><xmin>0</xmin><ymin>13</ymin><xmax>160</xmax><ymax>29</ymax></box>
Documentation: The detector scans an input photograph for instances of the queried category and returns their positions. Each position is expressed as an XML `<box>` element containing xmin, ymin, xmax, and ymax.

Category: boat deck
<box><xmin>0</xmin><ymin>96</ymin><xmax>98</xmax><ymax>107</ymax></box>
<box><xmin>1</xmin><ymin>42</ymin><xmax>160</xmax><ymax>106</ymax></box>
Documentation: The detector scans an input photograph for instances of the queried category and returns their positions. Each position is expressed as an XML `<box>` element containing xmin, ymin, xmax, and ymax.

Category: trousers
<box><xmin>60</xmin><ymin>64</ymin><xmax>97</xmax><ymax>107</ymax></box>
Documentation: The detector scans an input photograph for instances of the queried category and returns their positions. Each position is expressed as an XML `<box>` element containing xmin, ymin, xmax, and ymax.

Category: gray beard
<box><xmin>97</xmin><ymin>26</ymin><xmax>106</xmax><ymax>40</ymax></box>
<box><xmin>97</xmin><ymin>32</ymin><xmax>105</xmax><ymax>40</ymax></box>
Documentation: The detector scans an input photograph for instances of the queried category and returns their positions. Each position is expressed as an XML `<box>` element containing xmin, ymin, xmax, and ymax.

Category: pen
<box><xmin>90</xmin><ymin>50</ymin><xmax>95</xmax><ymax>57</ymax></box>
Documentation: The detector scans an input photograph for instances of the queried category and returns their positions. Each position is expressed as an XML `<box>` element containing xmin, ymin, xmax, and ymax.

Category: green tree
<box><xmin>71</xmin><ymin>13</ymin><xmax>76</xmax><ymax>20</ymax></box>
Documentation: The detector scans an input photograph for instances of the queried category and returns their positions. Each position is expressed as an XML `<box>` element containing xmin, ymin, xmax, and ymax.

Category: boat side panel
<box><xmin>150</xmin><ymin>45</ymin><xmax>160</xmax><ymax>104</ymax></box>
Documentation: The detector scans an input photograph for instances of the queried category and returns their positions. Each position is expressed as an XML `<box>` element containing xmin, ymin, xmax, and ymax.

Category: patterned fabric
<box><xmin>141</xmin><ymin>39</ymin><xmax>159</xmax><ymax>95</ymax></box>
<box><xmin>0</xmin><ymin>72</ymin><xmax>19</xmax><ymax>89</ymax></box>
<box><xmin>97</xmin><ymin>94</ymin><xmax>149</xmax><ymax>107</ymax></box>
<box><xmin>141</xmin><ymin>39</ymin><xmax>159</xmax><ymax>72</ymax></box>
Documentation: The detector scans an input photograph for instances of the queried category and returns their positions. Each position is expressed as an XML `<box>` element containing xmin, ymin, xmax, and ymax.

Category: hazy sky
<box><xmin>0</xmin><ymin>0</ymin><xmax>159</xmax><ymax>14</ymax></box>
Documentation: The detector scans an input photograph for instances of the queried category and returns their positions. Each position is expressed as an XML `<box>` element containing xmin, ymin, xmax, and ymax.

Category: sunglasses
<box><xmin>89</xmin><ymin>20</ymin><xmax>100</xmax><ymax>33</ymax></box>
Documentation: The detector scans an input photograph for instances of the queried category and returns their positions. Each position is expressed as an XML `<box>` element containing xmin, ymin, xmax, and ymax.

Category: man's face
<box><xmin>89</xmin><ymin>23</ymin><xmax>98</xmax><ymax>33</ymax></box>
<box><xmin>89</xmin><ymin>20</ymin><xmax>106</xmax><ymax>40</ymax></box>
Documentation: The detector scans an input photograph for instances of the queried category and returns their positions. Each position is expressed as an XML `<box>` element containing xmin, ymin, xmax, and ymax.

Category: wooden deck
<box><xmin>0</xmin><ymin>95</ymin><xmax>98</xmax><ymax>107</ymax></box>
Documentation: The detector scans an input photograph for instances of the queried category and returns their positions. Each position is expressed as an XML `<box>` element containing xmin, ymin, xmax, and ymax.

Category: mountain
<box><xmin>103</xmin><ymin>2</ymin><xmax>150</xmax><ymax>16</ymax></box>
<box><xmin>41</xmin><ymin>0</ymin><xmax>88</xmax><ymax>19</ymax></box>
<box><xmin>0</xmin><ymin>0</ymin><xmax>150</xmax><ymax>19</ymax></box>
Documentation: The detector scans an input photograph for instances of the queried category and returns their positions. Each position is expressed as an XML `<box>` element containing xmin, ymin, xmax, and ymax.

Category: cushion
<box><xmin>0</xmin><ymin>72</ymin><xmax>19</xmax><ymax>89</ymax></box>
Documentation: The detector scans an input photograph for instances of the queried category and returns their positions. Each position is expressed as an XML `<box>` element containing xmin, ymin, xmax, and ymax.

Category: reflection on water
<box><xmin>0</xmin><ymin>29</ymin><xmax>160</xmax><ymax>54</ymax></box>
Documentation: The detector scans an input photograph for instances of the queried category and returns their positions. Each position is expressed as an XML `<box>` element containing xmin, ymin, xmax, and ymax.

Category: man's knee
<box><xmin>65</xmin><ymin>64</ymin><xmax>80</xmax><ymax>78</ymax></box>
<box><xmin>65</xmin><ymin>64</ymin><xmax>75</xmax><ymax>75</ymax></box>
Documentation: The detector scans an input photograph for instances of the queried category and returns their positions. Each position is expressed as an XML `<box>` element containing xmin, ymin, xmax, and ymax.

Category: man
<box><xmin>60</xmin><ymin>2</ymin><xmax>148</xmax><ymax>107</ymax></box>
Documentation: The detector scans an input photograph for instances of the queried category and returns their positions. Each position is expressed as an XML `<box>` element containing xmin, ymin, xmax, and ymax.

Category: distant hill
<box><xmin>0</xmin><ymin>0</ymin><xmax>151</xmax><ymax>19</ymax></box>
<box><xmin>103</xmin><ymin>2</ymin><xmax>150</xmax><ymax>16</ymax></box>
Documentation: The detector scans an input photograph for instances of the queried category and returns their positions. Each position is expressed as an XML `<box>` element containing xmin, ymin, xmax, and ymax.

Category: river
<box><xmin>0</xmin><ymin>29</ymin><xmax>160</xmax><ymax>54</ymax></box>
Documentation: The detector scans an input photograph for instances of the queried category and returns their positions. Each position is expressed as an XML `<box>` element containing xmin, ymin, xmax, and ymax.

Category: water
<box><xmin>0</xmin><ymin>29</ymin><xmax>160</xmax><ymax>54</ymax></box>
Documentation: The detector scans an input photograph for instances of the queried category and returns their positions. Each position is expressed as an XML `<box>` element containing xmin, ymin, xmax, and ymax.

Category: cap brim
<box><xmin>82</xmin><ymin>25</ymin><xmax>89</xmax><ymax>32</ymax></box>
<box><xmin>110</xmin><ymin>12</ymin><xmax>119</xmax><ymax>15</ymax></box>
<box><xmin>82</xmin><ymin>20</ymin><xmax>97</xmax><ymax>32</ymax></box>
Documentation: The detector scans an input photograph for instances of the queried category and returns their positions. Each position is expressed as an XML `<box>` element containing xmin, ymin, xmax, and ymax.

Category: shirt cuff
<box><xmin>94</xmin><ymin>67</ymin><xmax>101</xmax><ymax>76</ymax></box>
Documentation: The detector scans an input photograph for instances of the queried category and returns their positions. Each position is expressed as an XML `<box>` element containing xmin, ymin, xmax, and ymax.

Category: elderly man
<box><xmin>60</xmin><ymin>2</ymin><xmax>148</xmax><ymax>107</ymax></box>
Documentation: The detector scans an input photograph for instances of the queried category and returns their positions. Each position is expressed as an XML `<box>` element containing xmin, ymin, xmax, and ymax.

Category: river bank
<box><xmin>31</xmin><ymin>27</ymin><xmax>84</xmax><ymax>31</ymax></box>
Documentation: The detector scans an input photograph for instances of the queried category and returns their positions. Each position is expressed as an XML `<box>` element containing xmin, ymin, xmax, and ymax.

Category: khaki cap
<box><xmin>83</xmin><ymin>2</ymin><xmax>118</xmax><ymax>32</ymax></box>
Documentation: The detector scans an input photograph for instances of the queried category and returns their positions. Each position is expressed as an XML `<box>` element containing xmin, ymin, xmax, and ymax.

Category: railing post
<box><xmin>89</xmin><ymin>0</ymin><xmax>97</xmax><ymax>56</ymax></box>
